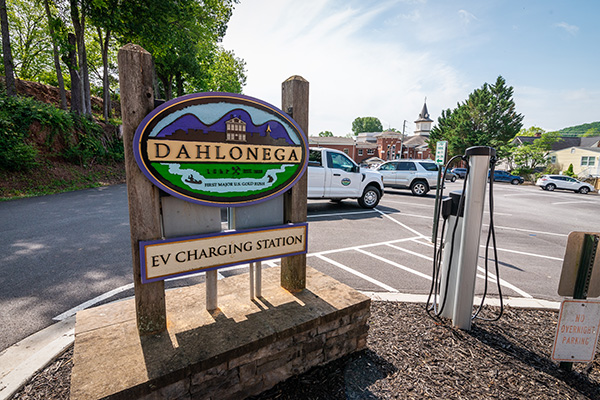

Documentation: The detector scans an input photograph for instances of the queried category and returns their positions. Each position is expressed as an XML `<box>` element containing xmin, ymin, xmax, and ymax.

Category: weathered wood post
<box><xmin>118</xmin><ymin>44</ymin><xmax>166</xmax><ymax>335</ymax></box>
<box><xmin>281</xmin><ymin>76</ymin><xmax>309</xmax><ymax>291</ymax></box>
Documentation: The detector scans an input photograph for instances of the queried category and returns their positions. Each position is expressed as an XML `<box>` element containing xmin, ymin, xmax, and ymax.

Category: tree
<box><xmin>70</xmin><ymin>0</ymin><xmax>91</xmax><ymax>115</ymax></box>
<box><xmin>583</xmin><ymin>127</ymin><xmax>600</xmax><ymax>137</ymax></box>
<box><xmin>352</xmin><ymin>117</ymin><xmax>382</xmax><ymax>135</ymax></box>
<box><xmin>43</xmin><ymin>0</ymin><xmax>67</xmax><ymax>109</ymax></box>
<box><xmin>318</xmin><ymin>131</ymin><xmax>333</xmax><ymax>137</ymax></box>
<box><xmin>0</xmin><ymin>0</ymin><xmax>16</xmax><ymax>96</ymax></box>
<box><xmin>428</xmin><ymin>76</ymin><xmax>523</xmax><ymax>157</ymax></box>
<box><xmin>503</xmin><ymin>128</ymin><xmax>561</xmax><ymax>174</ymax></box>
<box><xmin>517</xmin><ymin>126</ymin><xmax>545</xmax><ymax>137</ymax></box>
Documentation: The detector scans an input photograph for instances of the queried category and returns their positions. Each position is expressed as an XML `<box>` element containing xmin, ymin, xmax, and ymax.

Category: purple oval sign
<box><xmin>134</xmin><ymin>93</ymin><xmax>308</xmax><ymax>207</ymax></box>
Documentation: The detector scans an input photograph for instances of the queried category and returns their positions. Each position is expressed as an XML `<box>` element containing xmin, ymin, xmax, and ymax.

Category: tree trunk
<box><xmin>175</xmin><ymin>71</ymin><xmax>183</xmax><ymax>97</ymax></box>
<box><xmin>97</xmin><ymin>26</ymin><xmax>111</xmax><ymax>120</ymax></box>
<box><xmin>80</xmin><ymin>12</ymin><xmax>91</xmax><ymax>115</ymax></box>
<box><xmin>159</xmin><ymin>74</ymin><xmax>172</xmax><ymax>100</ymax></box>
<box><xmin>43</xmin><ymin>0</ymin><xmax>67</xmax><ymax>109</ymax></box>
<box><xmin>70</xmin><ymin>0</ymin><xmax>90</xmax><ymax>115</ymax></box>
<box><xmin>67</xmin><ymin>33</ymin><xmax>83</xmax><ymax>114</ymax></box>
<box><xmin>0</xmin><ymin>0</ymin><xmax>16</xmax><ymax>97</ymax></box>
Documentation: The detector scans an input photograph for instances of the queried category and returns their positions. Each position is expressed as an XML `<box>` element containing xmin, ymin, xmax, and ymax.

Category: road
<box><xmin>1</xmin><ymin>181</ymin><xmax>599</xmax><ymax>352</ymax></box>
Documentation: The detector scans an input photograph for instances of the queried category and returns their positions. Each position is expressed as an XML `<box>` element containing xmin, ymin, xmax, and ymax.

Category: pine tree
<box><xmin>428</xmin><ymin>76</ymin><xmax>523</xmax><ymax>157</ymax></box>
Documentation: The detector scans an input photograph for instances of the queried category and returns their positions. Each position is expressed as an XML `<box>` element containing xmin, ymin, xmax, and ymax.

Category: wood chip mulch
<box><xmin>11</xmin><ymin>302</ymin><xmax>600</xmax><ymax>399</ymax></box>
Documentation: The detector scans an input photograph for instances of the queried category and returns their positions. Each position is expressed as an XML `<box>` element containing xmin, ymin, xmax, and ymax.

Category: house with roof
<box><xmin>550</xmin><ymin>146</ymin><xmax>600</xmax><ymax>177</ymax></box>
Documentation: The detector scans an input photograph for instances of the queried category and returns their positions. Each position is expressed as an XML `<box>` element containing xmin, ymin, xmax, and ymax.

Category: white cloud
<box><xmin>222</xmin><ymin>0</ymin><xmax>467</xmax><ymax>136</ymax></box>
<box><xmin>555</xmin><ymin>22</ymin><xmax>579</xmax><ymax>35</ymax></box>
<box><xmin>515</xmin><ymin>86</ymin><xmax>600</xmax><ymax>131</ymax></box>
<box><xmin>458</xmin><ymin>9</ymin><xmax>477</xmax><ymax>24</ymax></box>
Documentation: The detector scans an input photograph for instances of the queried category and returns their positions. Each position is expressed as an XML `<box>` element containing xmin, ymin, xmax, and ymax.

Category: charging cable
<box><xmin>426</xmin><ymin>152</ymin><xmax>504</xmax><ymax>322</ymax></box>
<box><xmin>426</xmin><ymin>155</ymin><xmax>467</xmax><ymax>318</ymax></box>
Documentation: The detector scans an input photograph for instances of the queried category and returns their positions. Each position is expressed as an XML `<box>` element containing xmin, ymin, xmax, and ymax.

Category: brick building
<box><xmin>309</xmin><ymin>102</ymin><xmax>434</xmax><ymax>164</ymax></box>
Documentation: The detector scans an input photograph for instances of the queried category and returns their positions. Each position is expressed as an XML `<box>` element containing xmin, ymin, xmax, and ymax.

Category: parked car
<box><xmin>376</xmin><ymin>160</ymin><xmax>439</xmax><ymax>196</ymax></box>
<box><xmin>307</xmin><ymin>148</ymin><xmax>384</xmax><ymax>208</ymax></box>
<box><xmin>535</xmin><ymin>175</ymin><xmax>596</xmax><ymax>194</ymax></box>
<box><xmin>489</xmin><ymin>170</ymin><xmax>524</xmax><ymax>185</ymax></box>
<box><xmin>452</xmin><ymin>167</ymin><xmax>467</xmax><ymax>179</ymax></box>
<box><xmin>444</xmin><ymin>168</ymin><xmax>457</xmax><ymax>182</ymax></box>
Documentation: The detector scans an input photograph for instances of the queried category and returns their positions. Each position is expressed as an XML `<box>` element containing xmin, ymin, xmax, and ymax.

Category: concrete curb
<box><xmin>0</xmin><ymin>317</ymin><xmax>75</xmax><ymax>400</ymax></box>
<box><xmin>360</xmin><ymin>292</ymin><xmax>562</xmax><ymax>311</ymax></box>
<box><xmin>0</xmin><ymin>293</ymin><xmax>561</xmax><ymax>399</ymax></box>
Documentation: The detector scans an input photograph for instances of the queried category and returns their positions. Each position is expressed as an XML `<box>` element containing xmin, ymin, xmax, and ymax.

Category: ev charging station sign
<box><xmin>552</xmin><ymin>299</ymin><xmax>600</xmax><ymax>362</ymax></box>
<box><xmin>435</xmin><ymin>141</ymin><xmax>447</xmax><ymax>165</ymax></box>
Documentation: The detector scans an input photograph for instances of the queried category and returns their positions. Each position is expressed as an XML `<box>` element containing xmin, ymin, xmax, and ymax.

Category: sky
<box><xmin>221</xmin><ymin>0</ymin><xmax>600</xmax><ymax>137</ymax></box>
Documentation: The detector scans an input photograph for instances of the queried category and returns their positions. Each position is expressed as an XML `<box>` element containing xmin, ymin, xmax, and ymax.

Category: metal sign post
<box><xmin>432</xmin><ymin>141</ymin><xmax>447</xmax><ymax>242</ymax></box>
<box><xmin>554</xmin><ymin>232</ymin><xmax>600</xmax><ymax>370</ymax></box>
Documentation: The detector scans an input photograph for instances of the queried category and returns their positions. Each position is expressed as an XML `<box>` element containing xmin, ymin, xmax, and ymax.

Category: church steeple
<box><xmin>414</xmin><ymin>99</ymin><xmax>433</xmax><ymax>136</ymax></box>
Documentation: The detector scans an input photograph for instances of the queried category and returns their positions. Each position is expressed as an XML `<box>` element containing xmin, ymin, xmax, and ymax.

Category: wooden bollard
<box><xmin>118</xmin><ymin>44</ymin><xmax>167</xmax><ymax>335</ymax></box>
<box><xmin>281</xmin><ymin>76</ymin><xmax>309</xmax><ymax>292</ymax></box>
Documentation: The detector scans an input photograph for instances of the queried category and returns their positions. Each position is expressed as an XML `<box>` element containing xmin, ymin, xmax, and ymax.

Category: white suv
<box><xmin>536</xmin><ymin>175</ymin><xmax>595</xmax><ymax>194</ymax></box>
<box><xmin>376</xmin><ymin>160</ymin><xmax>439</xmax><ymax>196</ymax></box>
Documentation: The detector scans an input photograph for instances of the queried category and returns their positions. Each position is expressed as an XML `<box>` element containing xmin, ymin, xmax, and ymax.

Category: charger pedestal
<box><xmin>439</xmin><ymin>146</ymin><xmax>494</xmax><ymax>330</ymax></box>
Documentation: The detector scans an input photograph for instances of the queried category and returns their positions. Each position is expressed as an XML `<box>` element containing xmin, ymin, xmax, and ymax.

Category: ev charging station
<box><xmin>436</xmin><ymin>146</ymin><xmax>496</xmax><ymax>331</ymax></box>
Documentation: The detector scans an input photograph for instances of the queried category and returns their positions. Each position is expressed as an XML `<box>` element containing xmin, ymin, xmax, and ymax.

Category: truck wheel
<box><xmin>410</xmin><ymin>180</ymin><xmax>429</xmax><ymax>196</ymax></box>
<box><xmin>358</xmin><ymin>186</ymin><xmax>381</xmax><ymax>209</ymax></box>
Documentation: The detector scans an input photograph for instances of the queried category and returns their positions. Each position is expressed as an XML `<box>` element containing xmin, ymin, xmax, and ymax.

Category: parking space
<box><xmin>298</xmin><ymin>181</ymin><xmax>600</xmax><ymax>302</ymax></box>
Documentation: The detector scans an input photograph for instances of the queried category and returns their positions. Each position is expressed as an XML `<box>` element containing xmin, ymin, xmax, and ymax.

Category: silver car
<box><xmin>376</xmin><ymin>160</ymin><xmax>439</xmax><ymax>196</ymax></box>
<box><xmin>535</xmin><ymin>175</ymin><xmax>596</xmax><ymax>194</ymax></box>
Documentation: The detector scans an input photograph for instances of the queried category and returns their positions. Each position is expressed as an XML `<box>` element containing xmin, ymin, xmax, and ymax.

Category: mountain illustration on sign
<box><xmin>155</xmin><ymin>109</ymin><xmax>295</xmax><ymax>146</ymax></box>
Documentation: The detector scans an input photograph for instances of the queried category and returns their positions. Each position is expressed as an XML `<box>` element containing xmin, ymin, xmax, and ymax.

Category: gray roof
<box><xmin>356</xmin><ymin>132</ymin><xmax>380</xmax><ymax>143</ymax></box>
<box><xmin>309</xmin><ymin>136</ymin><xmax>355</xmax><ymax>145</ymax></box>
<box><xmin>403</xmin><ymin>134</ymin><xmax>429</xmax><ymax>148</ymax></box>
<box><xmin>512</xmin><ymin>135</ymin><xmax>600</xmax><ymax>151</ymax></box>
<box><xmin>415</xmin><ymin>102</ymin><xmax>433</xmax><ymax>123</ymax></box>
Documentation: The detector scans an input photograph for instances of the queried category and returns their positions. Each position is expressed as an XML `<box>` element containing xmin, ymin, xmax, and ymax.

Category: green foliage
<box><xmin>501</xmin><ymin>128</ymin><xmax>562</xmax><ymax>173</ymax></box>
<box><xmin>352</xmin><ymin>117</ymin><xmax>383</xmax><ymax>135</ymax></box>
<box><xmin>517</xmin><ymin>126</ymin><xmax>545</xmax><ymax>137</ymax></box>
<box><xmin>565</xmin><ymin>163</ymin><xmax>576</xmax><ymax>177</ymax></box>
<box><xmin>428</xmin><ymin>76</ymin><xmax>523</xmax><ymax>157</ymax></box>
<box><xmin>7</xmin><ymin>0</ymin><xmax>53</xmax><ymax>81</ymax></box>
<box><xmin>0</xmin><ymin>119</ymin><xmax>38</xmax><ymax>171</ymax></box>
<box><xmin>583</xmin><ymin>127</ymin><xmax>600</xmax><ymax>137</ymax></box>
<box><xmin>559</xmin><ymin>122</ymin><xmax>600</xmax><ymax>137</ymax></box>
<box><xmin>0</xmin><ymin>93</ymin><xmax>122</xmax><ymax>171</ymax></box>
<box><xmin>318</xmin><ymin>131</ymin><xmax>333</xmax><ymax>137</ymax></box>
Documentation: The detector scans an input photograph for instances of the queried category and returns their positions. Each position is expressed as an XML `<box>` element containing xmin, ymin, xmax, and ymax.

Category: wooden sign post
<box><xmin>281</xmin><ymin>76</ymin><xmax>309</xmax><ymax>292</ymax></box>
<box><xmin>118</xmin><ymin>44</ymin><xmax>167</xmax><ymax>335</ymax></box>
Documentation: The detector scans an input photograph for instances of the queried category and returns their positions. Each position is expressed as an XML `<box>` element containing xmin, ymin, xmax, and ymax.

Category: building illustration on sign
<box><xmin>134</xmin><ymin>93</ymin><xmax>308</xmax><ymax>206</ymax></box>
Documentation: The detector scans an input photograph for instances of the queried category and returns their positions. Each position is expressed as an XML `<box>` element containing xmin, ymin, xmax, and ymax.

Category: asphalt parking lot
<box><xmin>1</xmin><ymin>181</ymin><xmax>599</xmax><ymax>353</ymax></box>
<box><xmin>304</xmin><ymin>180</ymin><xmax>600</xmax><ymax>302</ymax></box>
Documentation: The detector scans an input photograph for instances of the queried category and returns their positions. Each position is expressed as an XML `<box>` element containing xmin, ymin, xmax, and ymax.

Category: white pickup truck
<box><xmin>307</xmin><ymin>148</ymin><xmax>384</xmax><ymax>208</ymax></box>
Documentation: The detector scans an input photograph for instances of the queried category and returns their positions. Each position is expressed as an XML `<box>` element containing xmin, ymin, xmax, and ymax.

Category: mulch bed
<box><xmin>12</xmin><ymin>302</ymin><xmax>600</xmax><ymax>399</ymax></box>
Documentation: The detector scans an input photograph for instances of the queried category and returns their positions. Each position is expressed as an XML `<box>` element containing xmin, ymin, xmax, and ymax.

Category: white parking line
<box><xmin>551</xmin><ymin>200</ymin><xmax>596</xmax><ymax>205</ymax></box>
<box><xmin>315</xmin><ymin>254</ymin><xmax>398</xmax><ymax>292</ymax></box>
<box><xmin>483</xmin><ymin>224</ymin><xmax>568</xmax><ymax>237</ymax></box>
<box><xmin>307</xmin><ymin>210</ymin><xmax>378</xmax><ymax>219</ymax></box>
<box><xmin>412</xmin><ymin>237</ymin><xmax>563</xmax><ymax>261</ymax></box>
<box><xmin>475</xmin><ymin>266</ymin><xmax>532</xmax><ymax>298</ymax></box>
<box><xmin>386</xmin><ymin>243</ymin><xmax>434</xmax><ymax>261</ymax></box>
<box><xmin>355</xmin><ymin>248</ymin><xmax>432</xmax><ymax>280</ymax></box>
<box><xmin>375</xmin><ymin>208</ymin><xmax>429</xmax><ymax>238</ymax></box>
<box><xmin>309</xmin><ymin>236</ymin><xmax>426</xmax><ymax>257</ymax></box>
<box><xmin>52</xmin><ymin>283</ymin><xmax>134</xmax><ymax>321</ymax></box>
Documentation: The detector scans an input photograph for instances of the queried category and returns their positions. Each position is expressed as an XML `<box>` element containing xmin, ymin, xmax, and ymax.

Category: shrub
<box><xmin>0</xmin><ymin>93</ymin><xmax>123</xmax><ymax>171</ymax></box>
<box><xmin>564</xmin><ymin>163</ymin><xmax>576</xmax><ymax>177</ymax></box>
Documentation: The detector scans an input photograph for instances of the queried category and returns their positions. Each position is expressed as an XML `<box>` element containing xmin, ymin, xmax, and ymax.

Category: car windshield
<box><xmin>419</xmin><ymin>162</ymin><xmax>438</xmax><ymax>171</ymax></box>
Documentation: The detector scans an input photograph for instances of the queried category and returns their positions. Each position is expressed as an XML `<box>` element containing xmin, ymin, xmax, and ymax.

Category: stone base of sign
<box><xmin>70</xmin><ymin>266</ymin><xmax>370</xmax><ymax>400</ymax></box>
